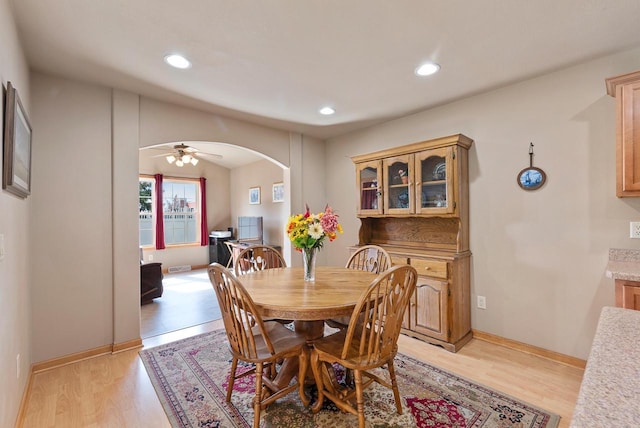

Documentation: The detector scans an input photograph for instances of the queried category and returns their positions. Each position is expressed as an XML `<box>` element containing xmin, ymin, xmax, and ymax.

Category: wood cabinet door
<box><xmin>623</xmin><ymin>284</ymin><xmax>640</xmax><ymax>310</ymax></box>
<box><xmin>355</xmin><ymin>160</ymin><xmax>383</xmax><ymax>215</ymax></box>
<box><xmin>618</xmin><ymin>80</ymin><xmax>640</xmax><ymax>195</ymax></box>
<box><xmin>415</xmin><ymin>146</ymin><xmax>455</xmax><ymax>215</ymax></box>
<box><xmin>383</xmin><ymin>154</ymin><xmax>414</xmax><ymax>215</ymax></box>
<box><xmin>412</xmin><ymin>276</ymin><xmax>449</xmax><ymax>342</ymax></box>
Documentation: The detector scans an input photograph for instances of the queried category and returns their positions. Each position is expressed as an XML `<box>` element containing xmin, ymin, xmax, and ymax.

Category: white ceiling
<box><xmin>10</xmin><ymin>0</ymin><xmax>640</xmax><ymax>166</ymax></box>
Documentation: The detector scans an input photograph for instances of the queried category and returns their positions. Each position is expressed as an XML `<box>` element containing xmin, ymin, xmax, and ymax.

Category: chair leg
<box><xmin>310</xmin><ymin>351</ymin><xmax>324</xmax><ymax>413</ymax></box>
<box><xmin>226</xmin><ymin>357</ymin><xmax>239</xmax><ymax>402</ymax></box>
<box><xmin>353</xmin><ymin>369</ymin><xmax>366</xmax><ymax>428</ymax></box>
<box><xmin>253</xmin><ymin>362</ymin><xmax>264</xmax><ymax>428</ymax></box>
<box><xmin>298</xmin><ymin>346</ymin><xmax>310</xmax><ymax>406</ymax></box>
<box><xmin>387</xmin><ymin>359</ymin><xmax>403</xmax><ymax>415</ymax></box>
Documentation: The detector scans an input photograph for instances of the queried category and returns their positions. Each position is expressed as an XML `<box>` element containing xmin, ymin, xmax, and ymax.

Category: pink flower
<box><xmin>320</xmin><ymin>205</ymin><xmax>339</xmax><ymax>234</ymax></box>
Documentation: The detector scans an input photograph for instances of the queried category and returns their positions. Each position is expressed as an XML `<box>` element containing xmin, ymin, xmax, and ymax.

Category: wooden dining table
<box><xmin>240</xmin><ymin>265</ymin><xmax>378</xmax><ymax>388</ymax></box>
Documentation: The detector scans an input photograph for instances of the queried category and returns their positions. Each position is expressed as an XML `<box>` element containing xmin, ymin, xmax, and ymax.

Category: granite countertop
<box><xmin>605</xmin><ymin>248</ymin><xmax>640</xmax><ymax>281</ymax></box>
<box><xmin>570</xmin><ymin>306</ymin><xmax>640</xmax><ymax>427</ymax></box>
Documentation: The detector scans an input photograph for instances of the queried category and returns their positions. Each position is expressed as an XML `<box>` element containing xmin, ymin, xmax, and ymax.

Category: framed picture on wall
<box><xmin>249</xmin><ymin>186</ymin><xmax>261</xmax><ymax>204</ymax></box>
<box><xmin>3</xmin><ymin>82</ymin><xmax>32</xmax><ymax>199</ymax></box>
<box><xmin>272</xmin><ymin>182</ymin><xmax>284</xmax><ymax>203</ymax></box>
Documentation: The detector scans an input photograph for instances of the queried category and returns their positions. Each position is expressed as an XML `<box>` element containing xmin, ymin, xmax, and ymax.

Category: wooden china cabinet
<box><xmin>352</xmin><ymin>134</ymin><xmax>473</xmax><ymax>352</ymax></box>
<box><xmin>606</xmin><ymin>70</ymin><xmax>640</xmax><ymax>197</ymax></box>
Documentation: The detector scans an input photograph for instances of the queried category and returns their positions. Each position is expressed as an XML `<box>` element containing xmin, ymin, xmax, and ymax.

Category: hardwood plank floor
<box><xmin>19</xmin><ymin>319</ymin><xmax>583</xmax><ymax>427</ymax></box>
<box><xmin>141</xmin><ymin>269</ymin><xmax>220</xmax><ymax>338</ymax></box>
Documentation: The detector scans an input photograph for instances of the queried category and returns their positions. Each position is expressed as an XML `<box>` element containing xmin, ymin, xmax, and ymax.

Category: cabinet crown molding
<box><xmin>351</xmin><ymin>133</ymin><xmax>473</xmax><ymax>163</ymax></box>
<box><xmin>606</xmin><ymin>70</ymin><xmax>640</xmax><ymax>97</ymax></box>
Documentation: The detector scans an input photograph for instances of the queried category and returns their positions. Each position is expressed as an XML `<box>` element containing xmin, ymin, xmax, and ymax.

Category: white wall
<box><xmin>139</xmin><ymin>98</ymin><xmax>292</xmax><ymax>167</ymax></box>
<box><xmin>0</xmin><ymin>1</ymin><xmax>31</xmax><ymax>426</ymax></box>
<box><xmin>326</xmin><ymin>46</ymin><xmax>640</xmax><ymax>359</ymax></box>
<box><xmin>230</xmin><ymin>159</ymin><xmax>286</xmax><ymax>249</ymax></box>
<box><xmin>30</xmin><ymin>73</ymin><xmax>115</xmax><ymax>362</ymax></box>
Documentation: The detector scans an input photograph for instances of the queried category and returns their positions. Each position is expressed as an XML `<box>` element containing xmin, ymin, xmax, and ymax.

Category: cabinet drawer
<box><xmin>391</xmin><ymin>256</ymin><xmax>409</xmax><ymax>266</ymax></box>
<box><xmin>410</xmin><ymin>259</ymin><xmax>448</xmax><ymax>279</ymax></box>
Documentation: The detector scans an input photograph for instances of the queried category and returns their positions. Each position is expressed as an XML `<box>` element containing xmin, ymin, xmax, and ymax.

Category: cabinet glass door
<box><xmin>356</xmin><ymin>161</ymin><xmax>382</xmax><ymax>215</ymax></box>
<box><xmin>383</xmin><ymin>154</ymin><xmax>414</xmax><ymax>215</ymax></box>
<box><xmin>415</xmin><ymin>147</ymin><xmax>454</xmax><ymax>215</ymax></box>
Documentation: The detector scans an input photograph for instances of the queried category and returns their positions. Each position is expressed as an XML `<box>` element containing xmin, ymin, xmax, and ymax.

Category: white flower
<box><xmin>308</xmin><ymin>223</ymin><xmax>324</xmax><ymax>239</ymax></box>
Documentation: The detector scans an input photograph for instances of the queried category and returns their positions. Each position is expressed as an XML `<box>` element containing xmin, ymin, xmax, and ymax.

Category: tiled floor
<box><xmin>140</xmin><ymin>268</ymin><xmax>221</xmax><ymax>338</ymax></box>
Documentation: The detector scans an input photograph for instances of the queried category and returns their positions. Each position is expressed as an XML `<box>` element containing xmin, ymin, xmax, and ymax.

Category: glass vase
<box><xmin>302</xmin><ymin>247</ymin><xmax>317</xmax><ymax>282</ymax></box>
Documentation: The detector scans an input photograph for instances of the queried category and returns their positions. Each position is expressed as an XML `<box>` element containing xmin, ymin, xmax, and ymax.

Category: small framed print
<box><xmin>272</xmin><ymin>182</ymin><xmax>284</xmax><ymax>203</ymax></box>
<box><xmin>517</xmin><ymin>167</ymin><xmax>546</xmax><ymax>191</ymax></box>
<box><xmin>249</xmin><ymin>186</ymin><xmax>261</xmax><ymax>204</ymax></box>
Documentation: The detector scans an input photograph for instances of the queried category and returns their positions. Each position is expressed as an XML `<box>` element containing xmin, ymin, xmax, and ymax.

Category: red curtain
<box><xmin>154</xmin><ymin>174</ymin><xmax>165</xmax><ymax>250</ymax></box>
<box><xmin>200</xmin><ymin>177</ymin><xmax>208</xmax><ymax>246</ymax></box>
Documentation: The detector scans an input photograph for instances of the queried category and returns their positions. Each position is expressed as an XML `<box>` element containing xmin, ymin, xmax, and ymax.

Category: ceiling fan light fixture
<box><xmin>415</xmin><ymin>62</ymin><xmax>440</xmax><ymax>77</ymax></box>
<box><xmin>175</xmin><ymin>159</ymin><xmax>184</xmax><ymax>167</ymax></box>
<box><xmin>182</xmin><ymin>154</ymin><xmax>192</xmax><ymax>163</ymax></box>
<box><xmin>191</xmin><ymin>157</ymin><xmax>199</xmax><ymax>166</ymax></box>
<box><xmin>166</xmin><ymin>155</ymin><xmax>176</xmax><ymax>164</ymax></box>
<box><xmin>164</xmin><ymin>54</ymin><xmax>191</xmax><ymax>69</ymax></box>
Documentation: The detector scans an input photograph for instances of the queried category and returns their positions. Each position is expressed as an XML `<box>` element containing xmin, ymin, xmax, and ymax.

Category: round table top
<box><xmin>239</xmin><ymin>266</ymin><xmax>377</xmax><ymax>321</ymax></box>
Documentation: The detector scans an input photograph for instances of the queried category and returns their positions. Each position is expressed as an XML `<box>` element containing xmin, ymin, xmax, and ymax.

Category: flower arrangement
<box><xmin>287</xmin><ymin>204</ymin><xmax>343</xmax><ymax>251</ymax></box>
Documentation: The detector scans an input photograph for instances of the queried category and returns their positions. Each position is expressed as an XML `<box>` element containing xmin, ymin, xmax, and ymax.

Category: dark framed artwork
<box><xmin>3</xmin><ymin>82</ymin><xmax>32</xmax><ymax>198</ymax></box>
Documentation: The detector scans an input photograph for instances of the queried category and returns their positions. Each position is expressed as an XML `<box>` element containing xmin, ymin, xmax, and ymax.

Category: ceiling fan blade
<box><xmin>196</xmin><ymin>152</ymin><xmax>223</xmax><ymax>160</ymax></box>
<box><xmin>150</xmin><ymin>152</ymin><xmax>174</xmax><ymax>158</ymax></box>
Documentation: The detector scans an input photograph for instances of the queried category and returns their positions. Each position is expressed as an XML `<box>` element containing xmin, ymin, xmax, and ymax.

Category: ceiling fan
<box><xmin>151</xmin><ymin>143</ymin><xmax>221</xmax><ymax>167</ymax></box>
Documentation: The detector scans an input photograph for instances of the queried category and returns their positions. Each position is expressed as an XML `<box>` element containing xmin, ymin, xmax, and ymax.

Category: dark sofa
<box><xmin>140</xmin><ymin>262</ymin><xmax>164</xmax><ymax>304</ymax></box>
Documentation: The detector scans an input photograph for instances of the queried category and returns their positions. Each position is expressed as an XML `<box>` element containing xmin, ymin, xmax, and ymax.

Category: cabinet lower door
<box><xmin>623</xmin><ymin>284</ymin><xmax>640</xmax><ymax>310</ymax></box>
<box><xmin>412</xmin><ymin>277</ymin><xmax>448</xmax><ymax>342</ymax></box>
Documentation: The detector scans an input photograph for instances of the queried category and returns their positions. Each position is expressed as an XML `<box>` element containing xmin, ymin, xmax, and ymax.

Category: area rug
<box><xmin>139</xmin><ymin>330</ymin><xmax>560</xmax><ymax>427</ymax></box>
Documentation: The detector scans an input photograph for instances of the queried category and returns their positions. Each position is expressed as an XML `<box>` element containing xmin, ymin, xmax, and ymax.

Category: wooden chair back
<box><xmin>342</xmin><ymin>264</ymin><xmax>417</xmax><ymax>364</ymax></box>
<box><xmin>346</xmin><ymin>245</ymin><xmax>391</xmax><ymax>274</ymax></box>
<box><xmin>208</xmin><ymin>263</ymin><xmax>275</xmax><ymax>360</ymax></box>
<box><xmin>234</xmin><ymin>245</ymin><xmax>286</xmax><ymax>276</ymax></box>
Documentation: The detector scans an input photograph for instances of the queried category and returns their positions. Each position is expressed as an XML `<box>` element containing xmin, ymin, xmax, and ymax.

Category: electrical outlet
<box><xmin>148</xmin><ymin>254</ymin><xmax>154</xmax><ymax>261</ymax></box>
<box><xmin>631</xmin><ymin>222</ymin><xmax>640</xmax><ymax>238</ymax></box>
<box><xmin>477</xmin><ymin>295</ymin><xmax>487</xmax><ymax>310</ymax></box>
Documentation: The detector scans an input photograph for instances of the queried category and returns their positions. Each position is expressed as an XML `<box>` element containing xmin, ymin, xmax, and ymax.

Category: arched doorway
<box><xmin>138</xmin><ymin>141</ymin><xmax>290</xmax><ymax>337</ymax></box>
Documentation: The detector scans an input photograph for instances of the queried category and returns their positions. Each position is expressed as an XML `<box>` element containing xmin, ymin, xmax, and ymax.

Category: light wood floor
<box><xmin>19</xmin><ymin>320</ymin><xmax>583</xmax><ymax>427</ymax></box>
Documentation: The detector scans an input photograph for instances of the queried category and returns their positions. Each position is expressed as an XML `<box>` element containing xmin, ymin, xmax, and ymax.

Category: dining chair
<box><xmin>326</xmin><ymin>244</ymin><xmax>392</xmax><ymax>330</ymax></box>
<box><xmin>346</xmin><ymin>244</ymin><xmax>392</xmax><ymax>273</ymax></box>
<box><xmin>207</xmin><ymin>263</ymin><xmax>310</xmax><ymax>428</ymax></box>
<box><xmin>233</xmin><ymin>245</ymin><xmax>291</xmax><ymax>324</ymax></box>
<box><xmin>234</xmin><ymin>244</ymin><xmax>287</xmax><ymax>276</ymax></box>
<box><xmin>310</xmin><ymin>264</ymin><xmax>417</xmax><ymax>428</ymax></box>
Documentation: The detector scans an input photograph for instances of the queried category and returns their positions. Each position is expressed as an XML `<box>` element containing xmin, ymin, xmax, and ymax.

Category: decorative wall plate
<box><xmin>518</xmin><ymin>143</ymin><xmax>546</xmax><ymax>191</ymax></box>
<box><xmin>517</xmin><ymin>167</ymin><xmax>546</xmax><ymax>190</ymax></box>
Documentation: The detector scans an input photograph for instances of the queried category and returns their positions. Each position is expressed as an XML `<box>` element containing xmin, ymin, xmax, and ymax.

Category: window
<box><xmin>162</xmin><ymin>179</ymin><xmax>200</xmax><ymax>245</ymax></box>
<box><xmin>139</xmin><ymin>176</ymin><xmax>202</xmax><ymax>247</ymax></box>
<box><xmin>139</xmin><ymin>177</ymin><xmax>154</xmax><ymax>246</ymax></box>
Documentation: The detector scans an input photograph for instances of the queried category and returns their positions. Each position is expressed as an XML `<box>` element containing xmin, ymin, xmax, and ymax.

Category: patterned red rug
<box><xmin>139</xmin><ymin>329</ymin><xmax>560</xmax><ymax>427</ymax></box>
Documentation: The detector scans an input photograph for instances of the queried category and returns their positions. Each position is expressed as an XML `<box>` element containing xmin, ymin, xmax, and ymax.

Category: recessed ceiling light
<box><xmin>415</xmin><ymin>62</ymin><xmax>440</xmax><ymax>76</ymax></box>
<box><xmin>164</xmin><ymin>54</ymin><xmax>191</xmax><ymax>69</ymax></box>
<box><xmin>319</xmin><ymin>106</ymin><xmax>335</xmax><ymax>115</ymax></box>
